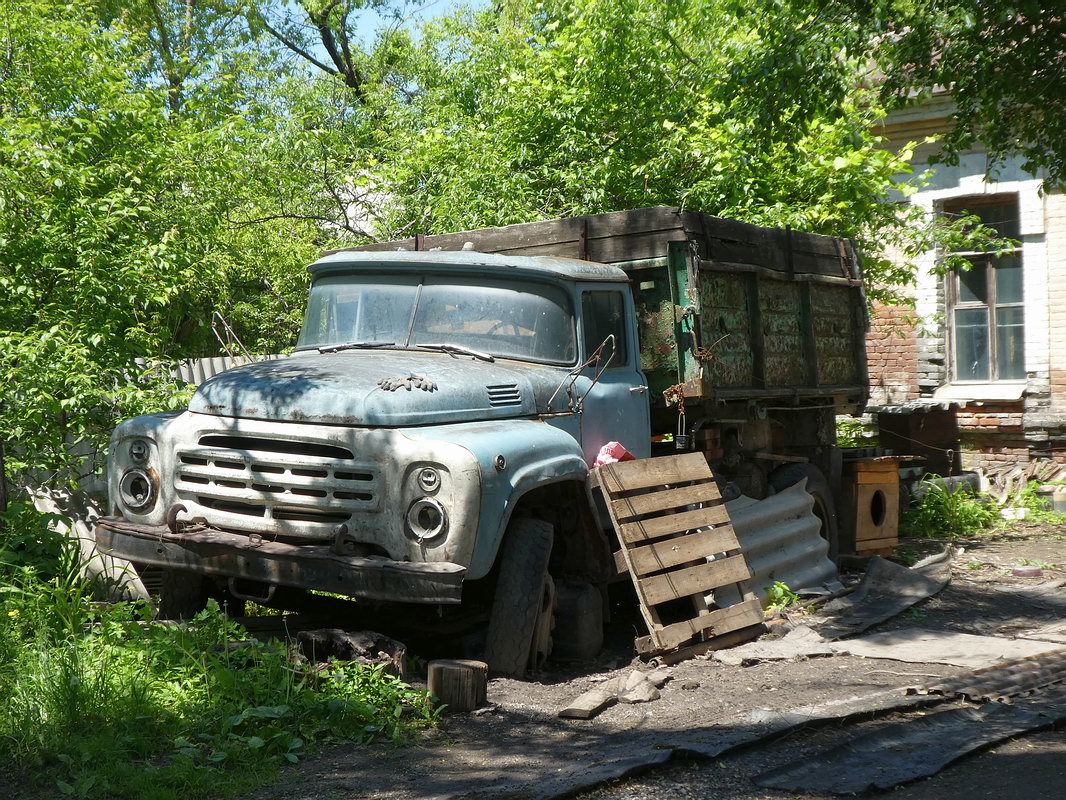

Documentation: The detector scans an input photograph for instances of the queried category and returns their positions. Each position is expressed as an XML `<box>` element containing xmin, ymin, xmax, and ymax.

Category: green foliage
<box><xmin>836</xmin><ymin>418</ymin><xmax>878</xmax><ymax>448</ymax></box>
<box><xmin>370</xmin><ymin>0</ymin><xmax>1006</xmax><ymax>305</ymax></box>
<box><xmin>900</xmin><ymin>475</ymin><xmax>998</xmax><ymax>539</ymax></box>
<box><xmin>0</xmin><ymin>505</ymin><xmax>437</xmax><ymax>799</ymax></box>
<box><xmin>766</xmin><ymin>581</ymin><xmax>801</xmax><ymax>612</ymax></box>
<box><xmin>815</xmin><ymin>2</ymin><xmax>1066</xmax><ymax>188</ymax></box>
<box><xmin>1016</xmin><ymin>482</ymin><xmax>1066</xmax><ymax>525</ymax></box>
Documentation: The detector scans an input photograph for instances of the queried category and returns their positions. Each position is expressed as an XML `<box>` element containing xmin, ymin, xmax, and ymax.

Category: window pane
<box><xmin>582</xmin><ymin>291</ymin><xmax>628</xmax><ymax>367</ymax></box>
<box><xmin>957</xmin><ymin>259</ymin><xmax>988</xmax><ymax>304</ymax></box>
<box><xmin>995</xmin><ymin>306</ymin><xmax>1025</xmax><ymax>379</ymax></box>
<box><xmin>945</xmin><ymin>199</ymin><xmax>1019</xmax><ymax>239</ymax></box>
<box><xmin>412</xmin><ymin>279</ymin><xmax>576</xmax><ymax>364</ymax></box>
<box><xmin>954</xmin><ymin>307</ymin><xmax>990</xmax><ymax>380</ymax></box>
<box><xmin>994</xmin><ymin>254</ymin><xmax>1023</xmax><ymax>304</ymax></box>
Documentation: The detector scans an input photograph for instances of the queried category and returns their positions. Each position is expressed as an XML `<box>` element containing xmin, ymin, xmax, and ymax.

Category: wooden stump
<box><xmin>427</xmin><ymin>659</ymin><xmax>488</xmax><ymax>712</ymax></box>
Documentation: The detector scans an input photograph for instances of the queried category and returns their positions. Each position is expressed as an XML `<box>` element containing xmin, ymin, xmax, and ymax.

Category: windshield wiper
<box><xmin>317</xmin><ymin>341</ymin><xmax>395</xmax><ymax>354</ymax></box>
<box><xmin>416</xmin><ymin>343</ymin><xmax>495</xmax><ymax>363</ymax></box>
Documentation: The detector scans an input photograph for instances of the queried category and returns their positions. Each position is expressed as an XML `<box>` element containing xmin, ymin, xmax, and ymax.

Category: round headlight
<box><xmin>119</xmin><ymin>468</ymin><xmax>156</xmax><ymax>512</ymax></box>
<box><xmin>417</xmin><ymin>467</ymin><xmax>441</xmax><ymax>493</ymax></box>
<box><xmin>128</xmin><ymin>439</ymin><xmax>150</xmax><ymax>464</ymax></box>
<box><xmin>405</xmin><ymin>497</ymin><xmax>448</xmax><ymax>542</ymax></box>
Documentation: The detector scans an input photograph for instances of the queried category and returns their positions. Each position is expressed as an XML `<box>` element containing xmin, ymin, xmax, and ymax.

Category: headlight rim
<box><xmin>119</xmin><ymin>467</ymin><xmax>157</xmax><ymax>512</ymax></box>
<box><xmin>405</xmin><ymin>496</ymin><xmax>448</xmax><ymax>543</ymax></box>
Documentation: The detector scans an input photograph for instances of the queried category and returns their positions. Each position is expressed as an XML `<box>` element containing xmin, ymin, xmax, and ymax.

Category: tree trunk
<box><xmin>427</xmin><ymin>659</ymin><xmax>488</xmax><ymax>713</ymax></box>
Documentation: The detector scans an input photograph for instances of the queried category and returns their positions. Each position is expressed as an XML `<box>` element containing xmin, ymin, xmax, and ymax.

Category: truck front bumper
<box><xmin>96</xmin><ymin>517</ymin><xmax>465</xmax><ymax>605</ymax></box>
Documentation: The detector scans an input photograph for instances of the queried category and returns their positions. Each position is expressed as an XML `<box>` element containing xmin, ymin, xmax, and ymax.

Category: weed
<box><xmin>766</xmin><ymin>581</ymin><xmax>801</xmax><ymax>612</ymax></box>
<box><xmin>1016</xmin><ymin>483</ymin><xmax>1066</xmax><ymax>525</ymax></box>
<box><xmin>0</xmin><ymin>504</ymin><xmax>439</xmax><ymax>800</ymax></box>
<box><xmin>900</xmin><ymin>476</ymin><xmax>998</xmax><ymax>539</ymax></box>
<box><xmin>966</xmin><ymin>560</ymin><xmax>985</xmax><ymax>571</ymax></box>
<box><xmin>1016</xmin><ymin>558</ymin><xmax>1053</xmax><ymax>569</ymax></box>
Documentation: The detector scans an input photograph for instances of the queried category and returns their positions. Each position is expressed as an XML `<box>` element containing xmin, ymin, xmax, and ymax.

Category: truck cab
<box><xmin>99</xmin><ymin>251</ymin><xmax>651</xmax><ymax>675</ymax></box>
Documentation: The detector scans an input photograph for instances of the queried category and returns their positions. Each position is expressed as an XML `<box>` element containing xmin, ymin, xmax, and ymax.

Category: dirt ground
<box><xmin>248</xmin><ymin>521</ymin><xmax>1066</xmax><ymax>800</ymax></box>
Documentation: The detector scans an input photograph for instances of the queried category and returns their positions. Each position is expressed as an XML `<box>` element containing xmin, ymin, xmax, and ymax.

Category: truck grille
<box><xmin>174</xmin><ymin>435</ymin><xmax>379</xmax><ymax>535</ymax></box>
<box><xmin>486</xmin><ymin>383</ymin><xmax>522</xmax><ymax>407</ymax></box>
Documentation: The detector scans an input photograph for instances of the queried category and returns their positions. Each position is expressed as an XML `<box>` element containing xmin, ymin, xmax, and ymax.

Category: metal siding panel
<box><xmin>723</xmin><ymin>481</ymin><xmax>839</xmax><ymax>602</ymax></box>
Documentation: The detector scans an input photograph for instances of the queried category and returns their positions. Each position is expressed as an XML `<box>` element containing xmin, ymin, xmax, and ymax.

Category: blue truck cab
<box><xmin>98</xmin><ymin>251</ymin><xmax>652</xmax><ymax>675</ymax></box>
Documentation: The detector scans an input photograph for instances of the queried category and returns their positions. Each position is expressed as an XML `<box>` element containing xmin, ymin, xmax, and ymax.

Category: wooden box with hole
<box><xmin>839</xmin><ymin>456</ymin><xmax>902</xmax><ymax>556</ymax></box>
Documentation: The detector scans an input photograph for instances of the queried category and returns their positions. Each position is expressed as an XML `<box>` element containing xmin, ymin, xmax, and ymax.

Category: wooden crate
<box><xmin>840</xmin><ymin>457</ymin><xmax>901</xmax><ymax>556</ymax></box>
<box><xmin>592</xmin><ymin>452</ymin><xmax>764</xmax><ymax>657</ymax></box>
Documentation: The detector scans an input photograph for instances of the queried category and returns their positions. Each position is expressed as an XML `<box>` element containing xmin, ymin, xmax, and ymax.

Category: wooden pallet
<box><xmin>593</xmin><ymin>452</ymin><xmax>764</xmax><ymax>656</ymax></box>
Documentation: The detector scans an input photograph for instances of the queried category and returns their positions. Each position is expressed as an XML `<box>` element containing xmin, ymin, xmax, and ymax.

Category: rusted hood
<box><xmin>188</xmin><ymin>350</ymin><xmax>551</xmax><ymax>426</ymax></box>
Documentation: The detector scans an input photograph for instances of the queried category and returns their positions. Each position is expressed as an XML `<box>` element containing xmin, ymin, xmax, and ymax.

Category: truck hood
<box><xmin>189</xmin><ymin>351</ymin><xmax>561</xmax><ymax>426</ymax></box>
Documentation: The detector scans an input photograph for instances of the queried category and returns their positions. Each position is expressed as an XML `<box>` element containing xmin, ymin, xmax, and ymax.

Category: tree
<box><xmin>0</xmin><ymin>0</ymin><xmax>321</xmax><ymax>479</ymax></box>
<box><xmin>818</xmin><ymin>1</ymin><xmax>1066</xmax><ymax>187</ymax></box>
<box><xmin>371</xmin><ymin>0</ymin><xmax>1002</xmax><ymax>300</ymax></box>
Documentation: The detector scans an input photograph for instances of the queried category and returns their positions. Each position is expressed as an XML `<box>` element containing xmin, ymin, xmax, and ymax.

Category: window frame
<box><xmin>942</xmin><ymin>195</ymin><xmax>1025</xmax><ymax>383</ymax></box>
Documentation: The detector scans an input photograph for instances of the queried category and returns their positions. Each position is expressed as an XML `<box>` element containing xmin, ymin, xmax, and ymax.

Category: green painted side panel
<box><xmin>634</xmin><ymin>270</ymin><xmax>679</xmax><ymax>400</ymax></box>
<box><xmin>758</xmin><ymin>280</ymin><xmax>806</xmax><ymax>387</ymax></box>
<box><xmin>697</xmin><ymin>272</ymin><xmax>755</xmax><ymax>387</ymax></box>
<box><xmin>812</xmin><ymin>283</ymin><xmax>861</xmax><ymax>386</ymax></box>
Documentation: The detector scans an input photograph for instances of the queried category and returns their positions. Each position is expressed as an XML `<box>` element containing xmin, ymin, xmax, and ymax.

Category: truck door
<box><xmin>576</xmin><ymin>287</ymin><xmax>651</xmax><ymax>463</ymax></box>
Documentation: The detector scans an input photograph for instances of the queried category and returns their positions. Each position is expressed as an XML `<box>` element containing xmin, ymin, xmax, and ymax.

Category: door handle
<box><xmin>629</xmin><ymin>385</ymin><xmax>648</xmax><ymax>394</ymax></box>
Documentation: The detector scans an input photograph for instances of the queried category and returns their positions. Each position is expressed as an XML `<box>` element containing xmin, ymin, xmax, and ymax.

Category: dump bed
<box><xmin>348</xmin><ymin>207</ymin><xmax>869</xmax><ymax>410</ymax></box>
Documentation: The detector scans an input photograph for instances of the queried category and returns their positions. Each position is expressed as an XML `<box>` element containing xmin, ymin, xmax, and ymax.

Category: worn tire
<box><xmin>484</xmin><ymin>518</ymin><xmax>554</xmax><ymax>678</ymax></box>
<box><xmin>157</xmin><ymin>568</ymin><xmax>211</xmax><ymax>620</ymax></box>
<box><xmin>768</xmin><ymin>463</ymin><xmax>841</xmax><ymax>560</ymax></box>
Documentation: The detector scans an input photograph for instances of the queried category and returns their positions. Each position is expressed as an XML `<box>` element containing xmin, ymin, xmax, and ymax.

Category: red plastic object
<box><xmin>592</xmin><ymin>441</ymin><xmax>636</xmax><ymax>468</ymax></box>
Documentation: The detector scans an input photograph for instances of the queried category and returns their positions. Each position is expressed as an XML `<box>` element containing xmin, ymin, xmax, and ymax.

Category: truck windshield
<box><xmin>296</xmin><ymin>274</ymin><xmax>577</xmax><ymax>365</ymax></box>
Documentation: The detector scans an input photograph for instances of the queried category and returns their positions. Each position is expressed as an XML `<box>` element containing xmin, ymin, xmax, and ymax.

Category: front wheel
<box><xmin>157</xmin><ymin>569</ymin><xmax>245</xmax><ymax>620</ymax></box>
<box><xmin>484</xmin><ymin>518</ymin><xmax>554</xmax><ymax>677</ymax></box>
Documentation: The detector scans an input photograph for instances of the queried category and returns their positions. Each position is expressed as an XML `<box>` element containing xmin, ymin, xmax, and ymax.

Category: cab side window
<box><xmin>581</xmin><ymin>291</ymin><xmax>628</xmax><ymax>368</ymax></box>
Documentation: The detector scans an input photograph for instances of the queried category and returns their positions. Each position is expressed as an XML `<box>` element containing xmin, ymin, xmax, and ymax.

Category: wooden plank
<box><xmin>626</xmin><ymin>526</ymin><xmax>742</xmax><ymax>577</ymax></box>
<box><xmin>855</xmin><ymin>536</ymin><xmax>898</xmax><ymax>550</ymax></box>
<box><xmin>597</xmin><ymin>452</ymin><xmax>712</xmax><ymax>494</ymax></box>
<box><xmin>610</xmin><ymin>483</ymin><xmax>722</xmax><ymax>522</ymax></box>
<box><xmin>646</xmin><ymin>597</ymin><xmax>765</xmax><ymax>652</ymax></box>
<box><xmin>639</xmin><ymin>555</ymin><xmax>751</xmax><ymax>606</ymax></box>
<box><xmin>638</xmin><ymin>623</ymin><xmax>765</xmax><ymax>664</ymax></box>
<box><xmin>856</xmin><ymin>470</ymin><xmax>899</xmax><ymax>485</ymax></box>
<box><xmin>617</xmin><ymin>504</ymin><xmax>732</xmax><ymax>544</ymax></box>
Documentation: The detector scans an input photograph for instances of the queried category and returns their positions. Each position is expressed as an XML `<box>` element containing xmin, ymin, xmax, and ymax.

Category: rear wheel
<box><xmin>769</xmin><ymin>463</ymin><xmax>841</xmax><ymax>560</ymax></box>
<box><xmin>484</xmin><ymin>518</ymin><xmax>554</xmax><ymax>677</ymax></box>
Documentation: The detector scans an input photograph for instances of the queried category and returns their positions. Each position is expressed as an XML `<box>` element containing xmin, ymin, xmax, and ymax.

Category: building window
<box><xmin>944</xmin><ymin>196</ymin><xmax>1025</xmax><ymax>381</ymax></box>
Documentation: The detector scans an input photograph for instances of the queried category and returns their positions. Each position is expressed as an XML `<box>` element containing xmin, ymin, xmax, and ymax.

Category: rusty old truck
<box><xmin>97</xmin><ymin>207</ymin><xmax>868</xmax><ymax>675</ymax></box>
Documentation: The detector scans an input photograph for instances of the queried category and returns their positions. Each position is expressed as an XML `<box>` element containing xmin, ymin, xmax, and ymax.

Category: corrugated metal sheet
<box><xmin>910</xmin><ymin>649</ymin><xmax>1066</xmax><ymax>703</ymax></box>
<box><xmin>722</xmin><ymin>480</ymin><xmax>839</xmax><ymax>603</ymax></box>
<box><xmin>172</xmin><ymin>354</ymin><xmax>285</xmax><ymax>386</ymax></box>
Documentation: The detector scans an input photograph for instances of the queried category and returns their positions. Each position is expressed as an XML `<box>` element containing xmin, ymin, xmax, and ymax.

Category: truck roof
<box><xmin>310</xmin><ymin>250</ymin><xmax>629</xmax><ymax>283</ymax></box>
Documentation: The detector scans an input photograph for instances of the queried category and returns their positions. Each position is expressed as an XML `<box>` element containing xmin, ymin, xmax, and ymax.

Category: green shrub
<box><xmin>766</xmin><ymin>581</ymin><xmax>801</xmax><ymax>612</ymax></box>
<box><xmin>1017</xmin><ymin>482</ymin><xmax>1066</xmax><ymax>525</ymax></box>
<box><xmin>0</xmin><ymin>504</ymin><xmax>438</xmax><ymax>800</ymax></box>
<box><xmin>900</xmin><ymin>476</ymin><xmax>997</xmax><ymax>539</ymax></box>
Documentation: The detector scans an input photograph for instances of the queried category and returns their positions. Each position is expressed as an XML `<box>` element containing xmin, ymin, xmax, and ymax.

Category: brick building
<box><xmin>866</xmin><ymin>93</ymin><xmax>1066</xmax><ymax>469</ymax></box>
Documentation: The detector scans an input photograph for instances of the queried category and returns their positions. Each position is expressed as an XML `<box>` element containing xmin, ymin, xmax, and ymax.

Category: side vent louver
<box><xmin>486</xmin><ymin>383</ymin><xmax>522</xmax><ymax>407</ymax></box>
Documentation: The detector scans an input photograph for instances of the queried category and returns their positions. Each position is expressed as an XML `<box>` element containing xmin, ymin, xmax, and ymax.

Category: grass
<box><xmin>0</xmin><ymin>501</ymin><xmax>438</xmax><ymax>800</ymax></box>
<box><xmin>900</xmin><ymin>475</ymin><xmax>998</xmax><ymax>540</ymax></box>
